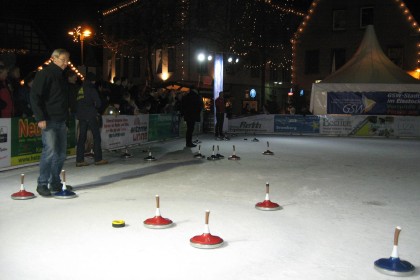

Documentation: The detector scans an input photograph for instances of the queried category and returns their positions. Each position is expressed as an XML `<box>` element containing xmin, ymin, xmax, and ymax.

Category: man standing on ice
<box><xmin>30</xmin><ymin>49</ymin><xmax>73</xmax><ymax>197</ymax></box>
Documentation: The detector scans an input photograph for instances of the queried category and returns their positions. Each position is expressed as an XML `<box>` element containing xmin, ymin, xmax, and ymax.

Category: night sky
<box><xmin>1</xmin><ymin>0</ymin><xmax>419</xmax><ymax>72</ymax></box>
<box><xmin>3</xmin><ymin>0</ymin><xmax>418</xmax><ymax>51</ymax></box>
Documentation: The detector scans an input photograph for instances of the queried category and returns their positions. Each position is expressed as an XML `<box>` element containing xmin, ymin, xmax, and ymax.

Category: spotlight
<box><xmin>197</xmin><ymin>53</ymin><xmax>205</xmax><ymax>62</ymax></box>
<box><xmin>228</xmin><ymin>57</ymin><xmax>233</xmax><ymax>63</ymax></box>
<box><xmin>207</xmin><ymin>55</ymin><xmax>213</xmax><ymax>61</ymax></box>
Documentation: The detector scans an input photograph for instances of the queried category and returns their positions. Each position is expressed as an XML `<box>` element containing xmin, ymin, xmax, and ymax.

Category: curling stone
<box><xmin>374</xmin><ymin>226</ymin><xmax>415</xmax><ymax>276</ymax></box>
<box><xmin>144</xmin><ymin>149</ymin><xmax>156</xmax><ymax>161</ymax></box>
<box><xmin>215</xmin><ymin>145</ymin><xmax>224</xmax><ymax>159</ymax></box>
<box><xmin>262</xmin><ymin>141</ymin><xmax>274</xmax><ymax>155</ymax></box>
<box><xmin>121</xmin><ymin>147</ymin><xmax>133</xmax><ymax>159</ymax></box>
<box><xmin>193</xmin><ymin>145</ymin><xmax>206</xmax><ymax>159</ymax></box>
<box><xmin>112</xmin><ymin>220</ymin><xmax>126</xmax><ymax>228</ymax></box>
<box><xmin>207</xmin><ymin>145</ymin><xmax>218</xmax><ymax>160</ymax></box>
<box><xmin>11</xmin><ymin>174</ymin><xmax>36</xmax><ymax>200</ymax></box>
<box><xmin>255</xmin><ymin>182</ymin><xmax>282</xmax><ymax>211</ymax></box>
<box><xmin>54</xmin><ymin>170</ymin><xmax>77</xmax><ymax>199</ymax></box>
<box><xmin>228</xmin><ymin>145</ymin><xmax>241</xmax><ymax>160</ymax></box>
<box><xmin>190</xmin><ymin>210</ymin><xmax>224</xmax><ymax>249</ymax></box>
<box><xmin>143</xmin><ymin>195</ymin><xmax>173</xmax><ymax>229</ymax></box>
<box><xmin>251</xmin><ymin>133</ymin><xmax>259</xmax><ymax>142</ymax></box>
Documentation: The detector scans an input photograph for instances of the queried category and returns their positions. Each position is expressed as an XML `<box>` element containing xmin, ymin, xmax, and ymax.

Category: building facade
<box><xmin>100</xmin><ymin>0</ymin><xmax>305</xmax><ymax>115</ymax></box>
<box><xmin>292</xmin><ymin>0</ymin><xmax>420</xmax><ymax>95</ymax></box>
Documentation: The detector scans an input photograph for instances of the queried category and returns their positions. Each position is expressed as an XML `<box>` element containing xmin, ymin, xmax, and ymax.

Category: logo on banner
<box><xmin>0</xmin><ymin>126</ymin><xmax>8</xmax><ymax>143</ymax></box>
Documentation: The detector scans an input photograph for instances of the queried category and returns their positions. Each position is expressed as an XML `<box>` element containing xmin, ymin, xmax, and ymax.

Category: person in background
<box><xmin>119</xmin><ymin>91</ymin><xmax>139</xmax><ymax>115</ymax></box>
<box><xmin>75</xmin><ymin>72</ymin><xmax>108</xmax><ymax>167</ymax></box>
<box><xmin>7</xmin><ymin>66</ymin><xmax>22</xmax><ymax>116</ymax></box>
<box><xmin>66</xmin><ymin>70</ymin><xmax>80</xmax><ymax>117</ymax></box>
<box><xmin>0</xmin><ymin>65</ymin><xmax>14</xmax><ymax>117</ymax></box>
<box><xmin>181</xmin><ymin>88</ymin><xmax>203</xmax><ymax>147</ymax></box>
<box><xmin>215</xmin><ymin>91</ymin><xmax>228</xmax><ymax>140</ymax></box>
<box><xmin>30</xmin><ymin>49</ymin><xmax>73</xmax><ymax>197</ymax></box>
<box><xmin>17</xmin><ymin>71</ymin><xmax>36</xmax><ymax>118</ymax></box>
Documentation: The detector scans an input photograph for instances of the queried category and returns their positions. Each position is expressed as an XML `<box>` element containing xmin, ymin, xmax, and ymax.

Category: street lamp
<box><xmin>68</xmin><ymin>26</ymin><xmax>92</xmax><ymax>66</ymax></box>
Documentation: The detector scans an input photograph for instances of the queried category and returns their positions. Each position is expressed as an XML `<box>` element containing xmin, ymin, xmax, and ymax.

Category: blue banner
<box><xmin>327</xmin><ymin>92</ymin><xmax>420</xmax><ymax>115</ymax></box>
<box><xmin>274</xmin><ymin>115</ymin><xmax>320</xmax><ymax>134</ymax></box>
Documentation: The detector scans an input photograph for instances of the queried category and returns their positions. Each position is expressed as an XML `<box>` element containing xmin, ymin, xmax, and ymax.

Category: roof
<box><xmin>321</xmin><ymin>25</ymin><xmax>420</xmax><ymax>84</ymax></box>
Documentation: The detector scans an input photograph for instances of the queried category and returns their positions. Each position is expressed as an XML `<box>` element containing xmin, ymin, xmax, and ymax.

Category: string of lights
<box><xmin>256</xmin><ymin>0</ymin><xmax>305</xmax><ymax>17</ymax></box>
<box><xmin>0</xmin><ymin>48</ymin><xmax>29</xmax><ymax>55</ymax></box>
<box><xmin>102</xmin><ymin>0</ymin><xmax>138</xmax><ymax>16</ymax></box>
<box><xmin>229</xmin><ymin>0</ymin><xmax>298</xmax><ymax>71</ymax></box>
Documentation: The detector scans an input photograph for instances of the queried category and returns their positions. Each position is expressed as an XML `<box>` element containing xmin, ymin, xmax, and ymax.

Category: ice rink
<box><xmin>1</xmin><ymin>135</ymin><xmax>419</xmax><ymax>280</ymax></box>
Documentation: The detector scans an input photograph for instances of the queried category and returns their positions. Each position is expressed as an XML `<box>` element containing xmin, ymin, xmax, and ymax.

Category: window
<box><xmin>387</xmin><ymin>46</ymin><xmax>404</xmax><ymax>68</ymax></box>
<box><xmin>331</xmin><ymin>48</ymin><xmax>346</xmax><ymax>72</ymax></box>
<box><xmin>333</xmin><ymin>10</ymin><xmax>346</xmax><ymax>30</ymax></box>
<box><xmin>305</xmin><ymin>50</ymin><xmax>320</xmax><ymax>74</ymax></box>
<box><xmin>360</xmin><ymin>7</ymin><xmax>374</xmax><ymax>28</ymax></box>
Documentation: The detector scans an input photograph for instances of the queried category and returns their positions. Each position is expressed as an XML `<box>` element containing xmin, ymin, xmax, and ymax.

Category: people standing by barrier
<box><xmin>17</xmin><ymin>71</ymin><xmax>36</xmax><ymax>118</ymax></box>
<box><xmin>0</xmin><ymin>65</ymin><xmax>14</xmax><ymax>117</ymax></box>
<box><xmin>66</xmin><ymin>70</ymin><xmax>80</xmax><ymax>117</ymax></box>
<box><xmin>181</xmin><ymin>88</ymin><xmax>203</xmax><ymax>147</ymax></box>
<box><xmin>7</xmin><ymin>66</ymin><xmax>22</xmax><ymax>116</ymax></box>
<box><xmin>30</xmin><ymin>49</ymin><xmax>72</xmax><ymax>197</ymax></box>
<box><xmin>215</xmin><ymin>91</ymin><xmax>228</xmax><ymax>140</ymax></box>
<box><xmin>75</xmin><ymin>72</ymin><xmax>108</xmax><ymax>167</ymax></box>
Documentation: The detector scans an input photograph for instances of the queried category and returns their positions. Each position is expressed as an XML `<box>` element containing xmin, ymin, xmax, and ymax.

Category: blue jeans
<box><xmin>38</xmin><ymin>121</ymin><xmax>67</xmax><ymax>187</ymax></box>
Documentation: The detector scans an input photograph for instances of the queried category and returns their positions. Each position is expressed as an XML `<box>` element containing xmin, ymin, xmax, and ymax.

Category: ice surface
<box><xmin>1</xmin><ymin>135</ymin><xmax>419</xmax><ymax>280</ymax></box>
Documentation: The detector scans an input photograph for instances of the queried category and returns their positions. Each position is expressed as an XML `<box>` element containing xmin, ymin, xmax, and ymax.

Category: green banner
<box><xmin>148</xmin><ymin>114</ymin><xmax>179</xmax><ymax>141</ymax></box>
<box><xmin>11</xmin><ymin>117</ymin><xmax>76</xmax><ymax>166</ymax></box>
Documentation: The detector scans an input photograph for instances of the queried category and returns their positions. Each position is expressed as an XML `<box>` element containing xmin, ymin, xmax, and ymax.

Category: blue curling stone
<box><xmin>374</xmin><ymin>257</ymin><xmax>415</xmax><ymax>276</ymax></box>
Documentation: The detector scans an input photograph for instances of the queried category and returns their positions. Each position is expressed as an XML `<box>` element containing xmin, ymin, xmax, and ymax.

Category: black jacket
<box><xmin>30</xmin><ymin>64</ymin><xmax>69</xmax><ymax>122</ymax></box>
<box><xmin>76</xmin><ymin>80</ymin><xmax>101</xmax><ymax>120</ymax></box>
<box><xmin>181</xmin><ymin>91</ymin><xmax>203</xmax><ymax>122</ymax></box>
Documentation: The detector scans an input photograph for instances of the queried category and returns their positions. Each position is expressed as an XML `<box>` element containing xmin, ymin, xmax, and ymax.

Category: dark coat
<box><xmin>76</xmin><ymin>80</ymin><xmax>101</xmax><ymax>120</ymax></box>
<box><xmin>181</xmin><ymin>91</ymin><xmax>203</xmax><ymax>122</ymax></box>
<box><xmin>30</xmin><ymin>64</ymin><xmax>68</xmax><ymax>122</ymax></box>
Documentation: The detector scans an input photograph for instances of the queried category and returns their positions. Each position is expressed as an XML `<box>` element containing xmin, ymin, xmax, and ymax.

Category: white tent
<box><xmin>310</xmin><ymin>25</ymin><xmax>420</xmax><ymax>115</ymax></box>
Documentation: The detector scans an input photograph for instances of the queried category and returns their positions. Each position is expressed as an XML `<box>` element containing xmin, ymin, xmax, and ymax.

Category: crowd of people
<box><xmin>0</xmin><ymin>61</ymin><xmax>35</xmax><ymax>118</ymax></box>
<box><xmin>0</xmin><ymin>60</ymin><xmax>187</xmax><ymax>120</ymax></box>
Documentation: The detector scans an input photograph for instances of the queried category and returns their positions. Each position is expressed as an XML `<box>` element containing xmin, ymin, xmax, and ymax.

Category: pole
<box><xmin>80</xmin><ymin>37</ymin><xmax>84</xmax><ymax>66</ymax></box>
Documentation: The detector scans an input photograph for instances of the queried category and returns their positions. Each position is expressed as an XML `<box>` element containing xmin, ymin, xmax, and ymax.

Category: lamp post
<box><xmin>197</xmin><ymin>52</ymin><xmax>213</xmax><ymax>87</ymax></box>
<box><xmin>68</xmin><ymin>26</ymin><xmax>91</xmax><ymax>66</ymax></box>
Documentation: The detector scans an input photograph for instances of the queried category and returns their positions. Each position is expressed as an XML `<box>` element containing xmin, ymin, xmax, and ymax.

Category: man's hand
<box><xmin>38</xmin><ymin>121</ymin><xmax>46</xmax><ymax>129</ymax></box>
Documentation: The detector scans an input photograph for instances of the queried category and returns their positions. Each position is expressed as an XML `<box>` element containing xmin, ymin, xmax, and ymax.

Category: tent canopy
<box><xmin>310</xmin><ymin>25</ymin><xmax>420</xmax><ymax>115</ymax></box>
<box><xmin>321</xmin><ymin>25</ymin><xmax>420</xmax><ymax>84</ymax></box>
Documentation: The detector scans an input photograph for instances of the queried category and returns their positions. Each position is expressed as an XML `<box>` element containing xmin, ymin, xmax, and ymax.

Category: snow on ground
<box><xmin>0</xmin><ymin>135</ymin><xmax>419</xmax><ymax>280</ymax></box>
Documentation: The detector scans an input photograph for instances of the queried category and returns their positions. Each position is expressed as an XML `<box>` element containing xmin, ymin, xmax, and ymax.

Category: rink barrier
<box><xmin>1</xmin><ymin>114</ymin><xmax>419</xmax><ymax>170</ymax></box>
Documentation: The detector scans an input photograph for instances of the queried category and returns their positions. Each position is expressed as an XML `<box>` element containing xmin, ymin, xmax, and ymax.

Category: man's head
<box><xmin>219</xmin><ymin>91</ymin><xmax>224</xmax><ymax>98</ymax></box>
<box><xmin>51</xmin><ymin>49</ymin><xmax>70</xmax><ymax>70</ymax></box>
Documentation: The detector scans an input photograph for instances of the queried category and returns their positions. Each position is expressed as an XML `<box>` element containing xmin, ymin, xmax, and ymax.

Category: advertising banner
<box><xmin>274</xmin><ymin>115</ymin><xmax>320</xmax><ymax>134</ymax></box>
<box><xmin>10</xmin><ymin>117</ymin><xmax>76</xmax><ymax>166</ymax></box>
<box><xmin>228</xmin><ymin>115</ymin><xmax>274</xmax><ymax>134</ymax></box>
<box><xmin>319</xmin><ymin>115</ymin><xmax>353</xmax><ymax>135</ymax></box>
<box><xmin>148</xmin><ymin>113</ymin><xmax>179</xmax><ymax>141</ymax></box>
<box><xmin>101</xmin><ymin>115</ymin><xmax>149</xmax><ymax>150</ymax></box>
<box><xmin>327</xmin><ymin>92</ymin><xmax>420</xmax><ymax>115</ymax></box>
<box><xmin>0</xmin><ymin>118</ymin><xmax>11</xmax><ymax>168</ymax></box>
